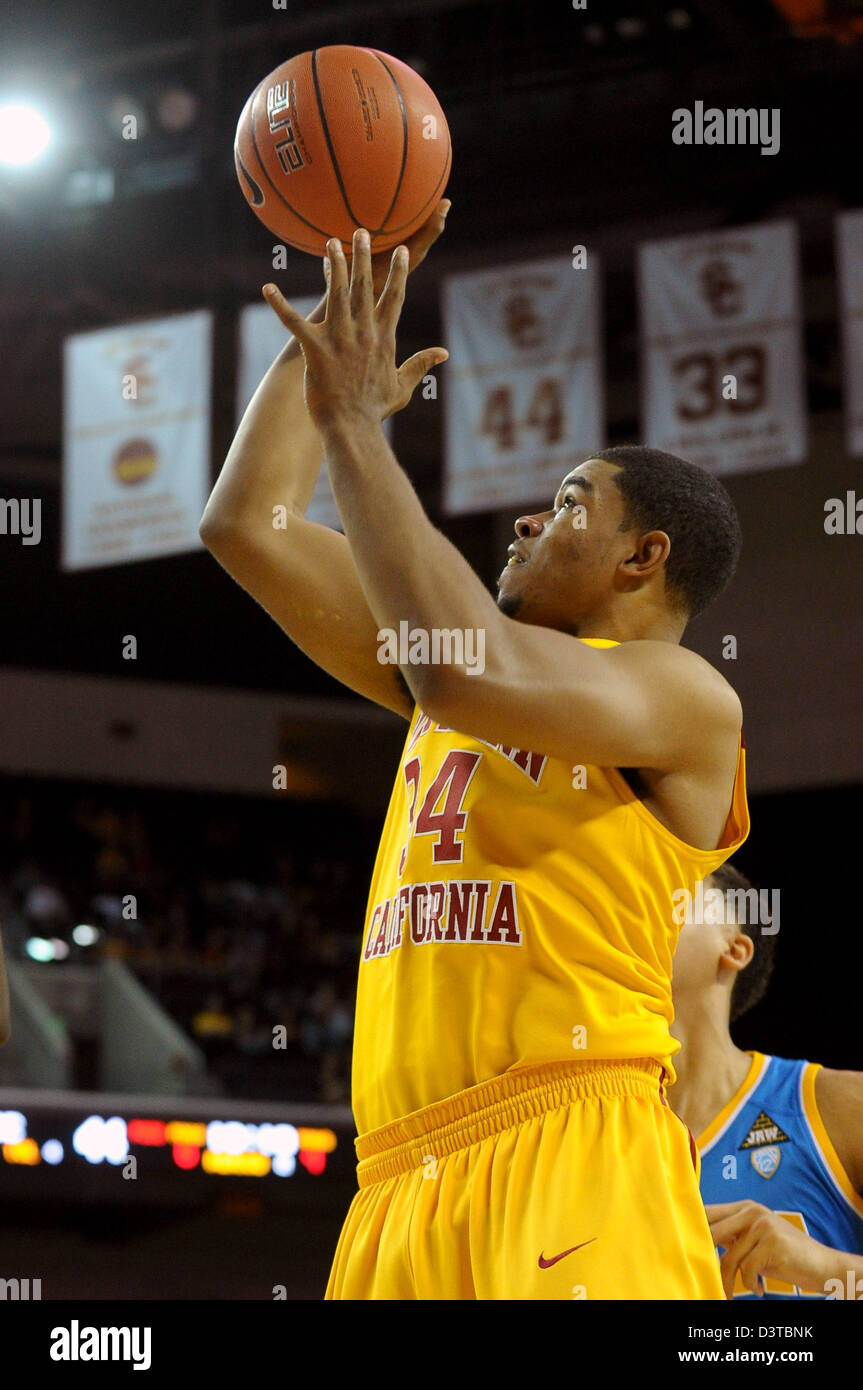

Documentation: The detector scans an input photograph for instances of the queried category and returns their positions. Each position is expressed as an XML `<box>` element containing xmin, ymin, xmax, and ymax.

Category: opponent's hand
<box><xmin>262</xmin><ymin>225</ymin><xmax>448</xmax><ymax>430</ymax></box>
<box><xmin>706</xmin><ymin>1200</ymin><xmax>838</xmax><ymax>1298</ymax></box>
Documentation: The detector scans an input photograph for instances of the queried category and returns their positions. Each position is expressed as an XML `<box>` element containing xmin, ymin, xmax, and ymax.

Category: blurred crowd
<box><xmin>0</xmin><ymin>780</ymin><xmax>376</xmax><ymax>1103</ymax></box>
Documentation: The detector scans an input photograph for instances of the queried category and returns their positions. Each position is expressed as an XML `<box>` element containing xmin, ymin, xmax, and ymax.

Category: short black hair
<box><xmin>707</xmin><ymin>861</ymin><xmax>777</xmax><ymax>1022</ymax></box>
<box><xmin>594</xmin><ymin>446</ymin><xmax>742</xmax><ymax>620</ymax></box>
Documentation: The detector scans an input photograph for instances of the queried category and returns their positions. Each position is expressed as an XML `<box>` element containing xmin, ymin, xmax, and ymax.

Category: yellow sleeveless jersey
<box><xmin>352</xmin><ymin>638</ymin><xmax>749</xmax><ymax>1135</ymax></box>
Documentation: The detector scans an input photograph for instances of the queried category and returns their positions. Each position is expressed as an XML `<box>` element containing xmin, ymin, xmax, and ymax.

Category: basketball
<box><xmin>234</xmin><ymin>45</ymin><xmax>451</xmax><ymax>258</ymax></box>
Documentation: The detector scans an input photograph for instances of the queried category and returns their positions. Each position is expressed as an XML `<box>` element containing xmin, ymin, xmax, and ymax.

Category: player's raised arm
<box><xmin>279</xmin><ymin>228</ymin><xmax>742</xmax><ymax>792</ymax></box>
<box><xmin>198</xmin><ymin>200</ymin><xmax>450</xmax><ymax>719</ymax></box>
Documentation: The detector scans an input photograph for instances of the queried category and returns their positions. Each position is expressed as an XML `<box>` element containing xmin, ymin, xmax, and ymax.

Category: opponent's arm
<box><xmin>705</xmin><ymin>1201</ymin><xmax>863</xmax><ymax>1299</ymax></box>
<box><xmin>199</xmin><ymin>201</ymin><xmax>450</xmax><ymax>718</ymax></box>
<box><xmin>268</xmin><ymin>232</ymin><xmax>741</xmax><ymax>771</ymax></box>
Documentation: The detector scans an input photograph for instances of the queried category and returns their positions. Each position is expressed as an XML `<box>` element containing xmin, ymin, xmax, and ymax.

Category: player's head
<box><xmin>496</xmin><ymin>445</ymin><xmax>741</xmax><ymax>635</ymax></box>
<box><xmin>671</xmin><ymin>862</ymin><xmax>777</xmax><ymax>1025</ymax></box>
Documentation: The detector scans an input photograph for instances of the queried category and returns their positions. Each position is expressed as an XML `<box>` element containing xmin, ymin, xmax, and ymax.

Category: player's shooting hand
<box><xmin>369</xmin><ymin>198</ymin><xmax>450</xmax><ymax>297</ymax></box>
<box><xmin>262</xmin><ymin>225</ymin><xmax>448</xmax><ymax>430</ymax></box>
<box><xmin>705</xmin><ymin>1200</ymin><xmax>837</xmax><ymax>1299</ymax></box>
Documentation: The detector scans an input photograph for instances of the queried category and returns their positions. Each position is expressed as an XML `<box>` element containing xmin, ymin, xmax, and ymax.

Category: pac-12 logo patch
<box><xmin>751</xmin><ymin>1145</ymin><xmax>781</xmax><ymax>1179</ymax></box>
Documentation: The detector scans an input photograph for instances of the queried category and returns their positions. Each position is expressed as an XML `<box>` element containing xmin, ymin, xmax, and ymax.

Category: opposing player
<box><xmin>670</xmin><ymin>861</ymin><xmax>863</xmax><ymax>1299</ymax></box>
<box><xmin>200</xmin><ymin>204</ymin><xmax>749</xmax><ymax>1299</ymax></box>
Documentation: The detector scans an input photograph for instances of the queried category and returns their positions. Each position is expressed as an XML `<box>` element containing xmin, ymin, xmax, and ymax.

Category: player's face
<box><xmin>671</xmin><ymin>901</ymin><xmax>742</xmax><ymax>1006</ymax></box>
<box><xmin>671</xmin><ymin>918</ymin><xmax>725</xmax><ymax>1005</ymax></box>
<box><xmin>495</xmin><ymin>458</ymin><xmax>632</xmax><ymax>627</ymax></box>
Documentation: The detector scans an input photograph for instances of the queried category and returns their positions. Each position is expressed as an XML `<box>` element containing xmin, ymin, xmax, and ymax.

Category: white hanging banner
<box><xmin>62</xmin><ymin>311</ymin><xmax>212</xmax><ymax>570</ymax></box>
<box><xmin>836</xmin><ymin>210</ymin><xmax>863</xmax><ymax>458</ymax></box>
<box><xmin>237</xmin><ymin>299</ymin><xmax>393</xmax><ymax>532</ymax></box>
<box><xmin>638</xmin><ymin>221</ymin><xmax>806</xmax><ymax>475</ymax></box>
<box><xmin>441</xmin><ymin>255</ymin><xmax>604</xmax><ymax>515</ymax></box>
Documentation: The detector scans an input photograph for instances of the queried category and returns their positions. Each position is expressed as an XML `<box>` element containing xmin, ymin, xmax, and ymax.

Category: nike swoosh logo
<box><xmin>538</xmin><ymin>1238</ymin><xmax>596</xmax><ymax>1269</ymax></box>
<box><xmin>236</xmin><ymin>154</ymin><xmax>265</xmax><ymax>207</ymax></box>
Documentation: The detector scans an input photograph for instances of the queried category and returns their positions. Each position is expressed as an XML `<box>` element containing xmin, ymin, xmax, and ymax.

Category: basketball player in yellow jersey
<box><xmin>200</xmin><ymin>203</ymin><xmax>749</xmax><ymax>1300</ymax></box>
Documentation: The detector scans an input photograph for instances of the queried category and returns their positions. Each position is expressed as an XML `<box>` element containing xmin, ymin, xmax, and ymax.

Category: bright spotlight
<box><xmin>25</xmin><ymin>937</ymin><xmax>54</xmax><ymax>962</ymax></box>
<box><xmin>0</xmin><ymin>103</ymin><xmax>52</xmax><ymax>166</ymax></box>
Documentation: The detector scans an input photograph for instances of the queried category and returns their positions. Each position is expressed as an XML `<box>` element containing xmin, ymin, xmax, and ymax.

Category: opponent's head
<box><xmin>496</xmin><ymin>446</ymin><xmax>741</xmax><ymax>636</ymax></box>
<box><xmin>671</xmin><ymin>862</ymin><xmax>777</xmax><ymax>1025</ymax></box>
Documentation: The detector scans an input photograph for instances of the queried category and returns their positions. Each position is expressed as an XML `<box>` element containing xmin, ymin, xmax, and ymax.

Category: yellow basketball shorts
<box><xmin>326</xmin><ymin>1058</ymin><xmax>724</xmax><ymax>1300</ymax></box>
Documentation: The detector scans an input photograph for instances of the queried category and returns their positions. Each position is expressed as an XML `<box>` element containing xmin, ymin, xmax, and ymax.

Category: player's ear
<box><xmin>719</xmin><ymin>930</ymin><xmax>753</xmax><ymax>975</ymax></box>
<box><xmin>619</xmin><ymin>529</ymin><xmax>671</xmax><ymax>578</ymax></box>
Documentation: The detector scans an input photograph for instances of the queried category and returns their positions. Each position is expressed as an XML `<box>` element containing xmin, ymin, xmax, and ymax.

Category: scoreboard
<box><xmin>0</xmin><ymin>1086</ymin><xmax>356</xmax><ymax>1210</ymax></box>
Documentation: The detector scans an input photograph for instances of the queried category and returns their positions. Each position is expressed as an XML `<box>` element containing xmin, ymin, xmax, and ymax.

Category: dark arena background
<box><xmin>0</xmin><ymin>0</ymin><xmax>862</xmax><ymax>1350</ymax></box>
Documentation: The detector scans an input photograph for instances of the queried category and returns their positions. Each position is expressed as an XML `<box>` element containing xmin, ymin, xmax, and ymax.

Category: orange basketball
<box><xmin>234</xmin><ymin>45</ymin><xmax>451</xmax><ymax>258</ymax></box>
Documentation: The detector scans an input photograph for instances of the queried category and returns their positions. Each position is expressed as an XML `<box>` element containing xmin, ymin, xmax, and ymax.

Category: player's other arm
<box><xmin>814</xmin><ymin>1068</ymin><xmax>863</xmax><ymax>1196</ymax></box>
<box><xmin>705</xmin><ymin>1201</ymin><xmax>863</xmax><ymax>1299</ymax></box>
<box><xmin>706</xmin><ymin>1070</ymin><xmax>863</xmax><ymax>1298</ymax></box>
<box><xmin>198</xmin><ymin>296</ymin><xmax>412</xmax><ymax>718</ymax></box>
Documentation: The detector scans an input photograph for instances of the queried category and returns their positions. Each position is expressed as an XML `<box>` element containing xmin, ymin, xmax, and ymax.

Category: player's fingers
<box><xmin>324</xmin><ymin>237</ymin><xmax>350</xmax><ymax>326</ymax></box>
<box><xmin>377</xmin><ymin>246</ymin><xmax>410</xmax><ymax>334</ymax></box>
<box><xmin>706</xmin><ymin>1211</ymin><xmax>753</xmax><ymax>1248</ymax></box>
<box><xmin>704</xmin><ymin>1202</ymin><xmax>749</xmax><ymax>1222</ymax></box>
<box><xmin>262</xmin><ymin>284</ymin><xmax>311</xmax><ymax>339</ymax></box>
<box><xmin>396</xmin><ymin>346</ymin><xmax>448</xmax><ymax>400</ymax></box>
<box><xmin>719</xmin><ymin>1229</ymin><xmax>760</xmax><ymax>1301</ymax></box>
<box><xmin>706</xmin><ymin>1201</ymin><xmax>764</xmax><ymax>1245</ymax></box>
<box><xmin>718</xmin><ymin>1247</ymin><xmax>739</xmax><ymax>1301</ymax></box>
<box><xmin>405</xmin><ymin>199</ymin><xmax>451</xmax><ymax>261</ymax></box>
<box><xmin>737</xmin><ymin>1244</ymin><xmax>770</xmax><ymax>1296</ymax></box>
<box><xmin>349</xmin><ymin>228</ymin><xmax>374</xmax><ymax>323</ymax></box>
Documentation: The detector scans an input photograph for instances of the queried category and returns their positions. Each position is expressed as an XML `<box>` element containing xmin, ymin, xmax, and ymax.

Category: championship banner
<box><xmin>836</xmin><ymin>210</ymin><xmax>863</xmax><ymax>458</ymax></box>
<box><xmin>441</xmin><ymin>255</ymin><xmax>603</xmax><ymax>515</ymax></box>
<box><xmin>62</xmin><ymin>311</ymin><xmax>212</xmax><ymax>570</ymax></box>
<box><xmin>237</xmin><ymin>300</ymin><xmax>393</xmax><ymax>532</ymax></box>
<box><xmin>638</xmin><ymin>221</ymin><xmax>806</xmax><ymax>475</ymax></box>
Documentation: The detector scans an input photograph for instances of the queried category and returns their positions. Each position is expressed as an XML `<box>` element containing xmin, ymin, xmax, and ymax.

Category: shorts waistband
<box><xmin>355</xmin><ymin>1058</ymin><xmax>666</xmax><ymax>1187</ymax></box>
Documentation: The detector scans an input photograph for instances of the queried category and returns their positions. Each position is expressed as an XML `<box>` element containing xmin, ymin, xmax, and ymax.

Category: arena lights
<box><xmin>25</xmin><ymin>937</ymin><xmax>54</xmax><ymax>962</ymax></box>
<box><xmin>1</xmin><ymin>1109</ymin><xmax>338</xmax><ymax>1178</ymax></box>
<box><xmin>24</xmin><ymin>936</ymin><xmax>70</xmax><ymax>962</ymax></box>
<box><xmin>73</xmin><ymin>1115</ymin><xmax>129</xmax><ymax>1165</ymax></box>
<box><xmin>615</xmin><ymin>17</ymin><xmax>648</xmax><ymax>39</ymax></box>
<box><xmin>0</xmin><ymin>1111</ymin><xmax>27</xmax><ymax>1144</ymax></box>
<box><xmin>72</xmin><ymin>924</ymin><xmax>100</xmax><ymax>947</ymax></box>
<box><xmin>124</xmin><ymin>1115</ymin><xmax>337</xmax><ymax>1175</ymax></box>
<box><xmin>155</xmin><ymin>87</ymin><xmax>198</xmax><ymax>134</ymax></box>
<box><xmin>202</xmin><ymin>1150</ymin><xmax>270</xmax><ymax>1177</ymax></box>
<box><xmin>3</xmin><ymin>1138</ymin><xmax>40</xmax><ymax>1165</ymax></box>
<box><xmin>0</xmin><ymin>102</ymin><xmax>51</xmax><ymax>166</ymax></box>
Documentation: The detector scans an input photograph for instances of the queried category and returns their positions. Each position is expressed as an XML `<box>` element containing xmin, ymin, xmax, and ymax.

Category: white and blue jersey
<box><xmin>698</xmin><ymin>1052</ymin><xmax>863</xmax><ymax>1298</ymax></box>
